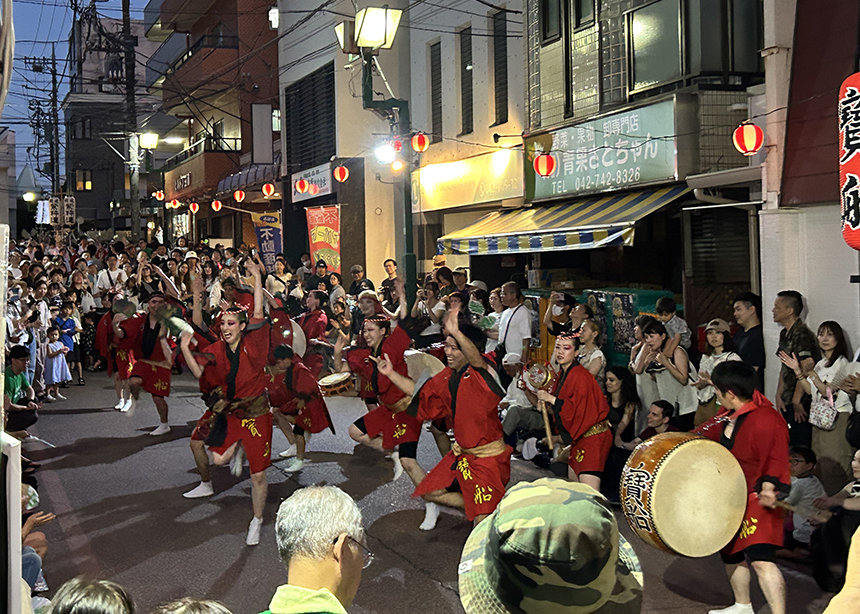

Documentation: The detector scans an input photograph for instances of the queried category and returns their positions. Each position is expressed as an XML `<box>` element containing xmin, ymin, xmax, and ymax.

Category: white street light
<box><xmin>22</xmin><ymin>191</ymin><xmax>36</xmax><ymax>202</ymax></box>
<box><xmin>355</xmin><ymin>7</ymin><xmax>402</xmax><ymax>49</ymax></box>
<box><xmin>374</xmin><ymin>143</ymin><xmax>397</xmax><ymax>164</ymax></box>
<box><xmin>139</xmin><ymin>132</ymin><xmax>159</xmax><ymax>150</ymax></box>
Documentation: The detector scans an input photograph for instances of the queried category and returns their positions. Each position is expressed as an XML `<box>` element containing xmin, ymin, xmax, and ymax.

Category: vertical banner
<box><xmin>252</xmin><ymin>211</ymin><xmax>283</xmax><ymax>273</ymax></box>
<box><xmin>306</xmin><ymin>205</ymin><xmax>341</xmax><ymax>273</ymax></box>
<box><xmin>839</xmin><ymin>72</ymin><xmax>860</xmax><ymax>250</ymax></box>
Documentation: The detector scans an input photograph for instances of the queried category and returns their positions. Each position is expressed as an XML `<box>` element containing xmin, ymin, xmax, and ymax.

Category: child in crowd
<box><xmin>779</xmin><ymin>445</ymin><xmax>827</xmax><ymax>557</ymax></box>
<box><xmin>54</xmin><ymin>302</ymin><xmax>80</xmax><ymax>385</ymax></box>
<box><xmin>81</xmin><ymin>311</ymin><xmax>100</xmax><ymax>371</ymax></box>
<box><xmin>44</xmin><ymin>327</ymin><xmax>72</xmax><ymax>402</ymax></box>
<box><xmin>46</xmin><ymin>282</ymin><xmax>63</xmax><ymax>309</ymax></box>
<box><xmin>654</xmin><ymin>296</ymin><xmax>692</xmax><ymax>360</ymax></box>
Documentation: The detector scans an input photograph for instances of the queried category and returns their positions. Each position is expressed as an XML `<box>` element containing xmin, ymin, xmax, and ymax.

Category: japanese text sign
<box><xmin>525</xmin><ymin>99</ymin><xmax>677</xmax><ymax>201</ymax></box>
<box><xmin>839</xmin><ymin>72</ymin><xmax>860</xmax><ymax>251</ymax></box>
<box><xmin>251</xmin><ymin>211</ymin><xmax>283</xmax><ymax>273</ymax></box>
<box><xmin>291</xmin><ymin>163</ymin><xmax>332</xmax><ymax>203</ymax></box>
<box><xmin>306</xmin><ymin>205</ymin><xmax>341</xmax><ymax>273</ymax></box>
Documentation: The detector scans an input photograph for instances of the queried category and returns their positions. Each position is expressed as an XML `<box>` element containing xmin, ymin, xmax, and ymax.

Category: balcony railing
<box><xmin>167</xmin><ymin>35</ymin><xmax>239</xmax><ymax>75</ymax></box>
<box><xmin>163</xmin><ymin>135</ymin><xmax>241</xmax><ymax>171</ymax></box>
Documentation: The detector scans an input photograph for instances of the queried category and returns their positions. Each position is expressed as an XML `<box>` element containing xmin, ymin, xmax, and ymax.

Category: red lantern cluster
<box><xmin>411</xmin><ymin>132</ymin><xmax>429</xmax><ymax>153</ymax></box>
<box><xmin>333</xmin><ymin>165</ymin><xmax>349</xmax><ymax>182</ymax></box>
<box><xmin>533</xmin><ymin>153</ymin><xmax>556</xmax><ymax>177</ymax></box>
<box><xmin>211</xmin><ymin>200</ymin><xmax>222</xmax><ymax>212</ymax></box>
<box><xmin>732</xmin><ymin>123</ymin><xmax>764</xmax><ymax>157</ymax></box>
<box><xmin>233</xmin><ymin>189</ymin><xmax>245</xmax><ymax>203</ymax></box>
<box><xmin>154</xmin><ymin>190</ymin><xmax>165</xmax><ymax>201</ymax></box>
<box><xmin>189</xmin><ymin>202</ymin><xmax>200</xmax><ymax>214</ymax></box>
<box><xmin>392</xmin><ymin>139</ymin><xmax>403</xmax><ymax>153</ymax></box>
<box><xmin>262</xmin><ymin>183</ymin><xmax>276</xmax><ymax>198</ymax></box>
<box><xmin>295</xmin><ymin>179</ymin><xmax>309</xmax><ymax>194</ymax></box>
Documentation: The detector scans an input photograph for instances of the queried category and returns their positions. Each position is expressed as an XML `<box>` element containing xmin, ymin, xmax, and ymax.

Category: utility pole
<box><xmin>122</xmin><ymin>0</ymin><xmax>140</xmax><ymax>239</ymax></box>
<box><xmin>49</xmin><ymin>45</ymin><xmax>61</xmax><ymax>195</ymax></box>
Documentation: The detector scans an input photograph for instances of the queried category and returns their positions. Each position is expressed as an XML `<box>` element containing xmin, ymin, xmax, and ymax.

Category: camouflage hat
<box><xmin>458</xmin><ymin>478</ymin><xmax>643</xmax><ymax>614</ymax></box>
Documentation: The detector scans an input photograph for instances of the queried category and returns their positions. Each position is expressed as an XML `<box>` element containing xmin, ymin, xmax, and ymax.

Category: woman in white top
<box><xmin>576</xmin><ymin>319</ymin><xmax>606</xmax><ymax>391</ymax></box>
<box><xmin>634</xmin><ymin>319</ymin><xmax>698</xmax><ymax>431</ymax></box>
<box><xmin>411</xmin><ymin>280</ymin><xmax>446</xmax><ymax>348</ymax></box>
<box><xmin>782</xmin><ymin>320</ymin><xmax>855</xmax><ymax>495</ymax></box>
<box><xmin>482</xmin><ymin>288</ymin><xmax>504</xmax><ymax>354</ymax></box>
<box><xmin>265</xmin><ymin>259</ymin><xmax>291</xmax><ymax>296</ymax></box>
<box><xmin>693</xmin><ymin>318</ymin><xmax>741</xmax><ymax>426</ymax></box>
<box><xmin>328</xmin><ymin>273</ymin><xmax>346</xmax><ymax>310</ymax></box>
<box><xmin>629</xmin><ymin>314</ymin><xmax>659</xmax><ymax>434</ymax></box>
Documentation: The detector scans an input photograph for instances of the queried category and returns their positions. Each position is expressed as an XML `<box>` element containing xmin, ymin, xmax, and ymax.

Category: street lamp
<box><xmin>354</xmin><ymin>7</ymin><xmax>402</xmax><ymax>49</ymax></box>
<box><xmin>139</xmin><ymin>132</ymin><xmax>159</xmax><ymax>150</ymax></box>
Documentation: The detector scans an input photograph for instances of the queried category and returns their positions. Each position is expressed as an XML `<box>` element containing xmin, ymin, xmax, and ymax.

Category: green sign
<box><xmin>525</xmin><ymin>99</ymin><xmax>677</xmax><ymax>201</ymax></box>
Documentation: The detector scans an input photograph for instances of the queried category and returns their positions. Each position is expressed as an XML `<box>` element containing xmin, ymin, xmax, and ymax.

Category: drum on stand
<box><xmin>404</xmin><ymin>349</ymin><xmax>446</xmax><ymax>382</ymax></box>
<box><xmin>620</xmin><ymin>432</ymin><xmax>747</xmax><ymax>557</ymax></box>
<box><xmin>319</xmin><ymin>372</ymin><xmax>354</xmax><ymax>397</ymax></box>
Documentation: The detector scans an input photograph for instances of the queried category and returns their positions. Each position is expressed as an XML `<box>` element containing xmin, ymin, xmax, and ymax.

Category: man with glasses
<box><xmin>264</xmin><ymin>485</ymin><xmax>370</xmax><ymax>614</ymax></box>
<box><xmin>4</xmin><ymin>345</ymin><xmax>41</xmax><ymax>437</ymax></box>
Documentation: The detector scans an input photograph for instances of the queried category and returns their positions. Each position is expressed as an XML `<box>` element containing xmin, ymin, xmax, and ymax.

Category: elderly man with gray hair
<box><xmin>262</xmin><ymin>485</ymin><xmax>371</xmax><ymax>614</ymax></box>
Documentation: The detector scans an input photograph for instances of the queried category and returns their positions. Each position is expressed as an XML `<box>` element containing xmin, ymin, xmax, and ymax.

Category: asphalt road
<box><xmin>24</xmin><ymin>372</ymin><xmax>833</xmax><ymax>613</ymax></box>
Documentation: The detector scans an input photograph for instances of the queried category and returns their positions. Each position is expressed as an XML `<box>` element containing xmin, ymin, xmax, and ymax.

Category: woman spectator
<box><xmin>694</xmin><ymin>318</ymin><xmax>742</xmax><ymax>426</ymax></box>
<box><xmin>604</xmin><ymin>365</ymin><xmax>640</xmax><ymax>501</ymax></box>
<box><xmin>174</xmin><ymin>261</ymin><xmax>191</xmax><ymax>301</ymax></box>
<box><xmin>133</xmin><ymin>264</ymin><xmax>164</xmax><ymax>306</ymax></box>
<box><xmin>412</xmin><ymin>280</ymin><xmax>446</xmax><ymax>348</ymax></box>
<box><xmin>200</xmin><ymin>261</ymin><xmax>218</xmax><ymax>293</ymax></box>
<box><xmin>629</xmin><ymin>314</ymin><xmax>657</xmax><ymax>433</ymax></box>
<box><xmin>210</xmin><ymin>248</ymin><xmax>224</xmax><ymax>270</ymax></box>
<box><xmin>68</xmin><ymin>270</ymin><xmax>97</xmax><ymax>313</ymax></box>
<box><xmin>782</xmin><ymin>321</ymin><xmax>855</xmax><ymax>494</ymax></box>
<box><xmin>265</xmin><ymin>258</ymin><xmax>291</xmax><ymax>296</ymax></box>
<box><xmin>328</xmin><ymin>272</ymin><xmax>346</xmax><ymax>310</ymax></box>
<box><xmin>435</xmin><ymin>266</ymin><xmax>456</xmax><ymax>298</ymax></box>
<box><xmin>635</xmin><ymin>319</ymin><xmax>698</xmax><ymax>431</ymax></box>
<box><xmin>577</xmin><ymin>319</ymin><xmax>606</xmax><ymax>390</ymax></box>
<box><xmin>481</xmin><ymin>288</ymin><xmax>505</xmax><ymax>354</ymax></box>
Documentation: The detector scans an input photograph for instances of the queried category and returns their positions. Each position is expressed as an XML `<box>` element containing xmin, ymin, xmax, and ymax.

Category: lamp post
<box><xmin>335</xmin><ymin>7</ymin><xmax>416</xmax><ymax>308</ymax></box>
<box><xmin>129</xmin><ymin>132</ymin><xmax>158</xmax><ymax>240</ymax></box>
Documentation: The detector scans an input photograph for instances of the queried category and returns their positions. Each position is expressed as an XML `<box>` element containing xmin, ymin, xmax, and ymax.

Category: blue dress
<box><xmin>46</xmin><ymin>341</ymin><xmax>72</xmax><ymax>385</ymax></box>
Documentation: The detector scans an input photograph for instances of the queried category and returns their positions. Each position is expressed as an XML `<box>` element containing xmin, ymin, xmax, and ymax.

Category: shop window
<box><xmin>430</xmin><ymin>42</ymin><xmax>442</xmax><ymax>143</ymax></box>
<box><xmin>628</xmin><ymin>0</ymin><xmax>682</xmax><ymax>93</ymax></box>
<box><xmin>493</xmin><ymin>12</ymin><xmax>508</xmax><ymax>125</ymax></box>
<box><xmin>272</xmin><ymin>108</ymin><xmax>281</xmax><ymax>133</ymax></box>
<box><xmin>71</xmin><ymin>118</ymin><xmax>92</xmax><ymax>140</ymax></box>
<box><xmin>540</xmin><ymin>0</ymin><xmax>561</xmax><ymax>44</ymax></box>
<box><xmin>459</xmin><ymin>28</ymin><xmax>473</xmax><ymax>135</ymax></box>
<box><xmin>75</xmin><ymin>169</ymin><xmax>92</xmax><ymax>192</ymax></box>
<box><xmin>284</xmin><ymin>62</ymin><xmax>336</xmax><ymax>171</ymax></box>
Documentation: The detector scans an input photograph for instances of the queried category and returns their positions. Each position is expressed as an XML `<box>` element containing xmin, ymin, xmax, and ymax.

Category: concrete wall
<box><xmin>0</xmin><ymin>129</ymin><xmax>15</xmax><ymax>235</ymax></box>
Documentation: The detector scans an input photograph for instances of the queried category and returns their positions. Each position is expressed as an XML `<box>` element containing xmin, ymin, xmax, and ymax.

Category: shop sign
<box><xmin>411</xmin><ymin>148</ymin><xmax>523</xmax><ymax>212</ymax></box>
<box><xmin>525</xmin><ymin>99</ymin><xmax>677</xmax><ymax>201</ymax></box>
<box><xmin>839</xmin><ymin>71</ymin><xmax>860</xmax><ymax>250</ymax></box>
<box><xmin>306</xmin><ymin>205</ymin><xmax>341</xmax><ymax>273</ymax></box>
<box><xmin>251</xmin><ymin>211</ymin><xmax>283</xmax><ymax>273</ymax></box>
<box><xmin>291</xmin><ymin>163</ymin><xmax>332</xmax><ymax>203</ymax></box>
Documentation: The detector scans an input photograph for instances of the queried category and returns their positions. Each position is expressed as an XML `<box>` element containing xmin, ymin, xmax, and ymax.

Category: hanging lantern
<box><xmin>533</xmin><ymin>153</ymin><xmax>556</xmax><ymax>177</ymax></box>
<box><xmin>295</xmin><ymin>179</ymin><xmax>309</xmax><ymax>194</ymax></box>
<box><xmin>211</xmin><ymin>200</ymin><xmax>223</xmax><ymax>212</ymax></box>
<box><xmin>262</xmin><ymin>182</ymin><xmax>276</xmax><ymax>198</ymax></box>
<box><xmin>169</xmin><ymin>199</ymin><xmax>180</xmax><ymax>209</ymax></box>
<box><xmin>154</xmin><ymin>190</ymin><xmax>165</xmax><ymax>201</ymax></box>
<box><xmin>233</xmin><ymin>189</ymin><xmax>246</xmax><ymax>203</ymax></box>
<box><xmin>309</xmin><ymin>183</ymin><xmax>320</xmax><ymax>196</ymax></box>
<box><xmin>189</xmin><ymin>202</ymin><xmax>200</xmax><ymax>214</ymax></box>
<box><xmin>411</xmin><ymin>132</ymin><xmax>429</xmax><ymax>153</ymax></box>
<box><xmin>732</xmin><ymin>122</ymin><xmax>764</xmax><ymax>157</ymax></box>
<box><xmin>392</xmin><ymin>139</ymin><xmax>403</xmax><ymax>153</ymax></box>
<box><xmin>333</xmin><ymin>165</ymin><xmax>349</xmax><ymax>182</ymax></box>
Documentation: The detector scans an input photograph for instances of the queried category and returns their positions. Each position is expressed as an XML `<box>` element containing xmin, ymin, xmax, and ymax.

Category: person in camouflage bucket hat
<box><xmin>458</xmin><ymin>478</ymin><xmax>643</xmax><ymax>613</ymax></box>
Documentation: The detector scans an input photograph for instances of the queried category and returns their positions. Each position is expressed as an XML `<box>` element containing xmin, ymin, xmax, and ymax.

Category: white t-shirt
<box><xmin>697</xmin><ymin>351</ymin><xmax>742</xmax><ymax>403</ymax></box>
<box><xmin>497</xmin><ymin>304</ymin><xmax>531</xmax><ymax>360</ymax></box>
<box><xmin>811</xmin><ymin>355</ymin><xmax>854</xmax><ymax>413</ymax></box>
<box><xmin>419</xmin><ymin>300</ymin><xmax>447</xmax><ymax>336</ymax></box>
<box><xmin>95</xmin><ymin>268</ymin><xmax>128</xmax><ymax>296</ymax></box>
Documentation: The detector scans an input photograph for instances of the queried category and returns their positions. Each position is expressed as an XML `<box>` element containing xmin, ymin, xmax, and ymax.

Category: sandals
<box><xmin>78</xmin><ymin>377</ymin><xmax>85</xmax><ymax>386</ymax></box>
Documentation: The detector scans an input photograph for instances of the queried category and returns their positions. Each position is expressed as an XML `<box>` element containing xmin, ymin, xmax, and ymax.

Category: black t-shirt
<box><xmin>348</xmin><ymin>278</ymin><xmax>375</xmax><ymax>297</ymax></box>
<box><xmin>304</xmin><ymin>274</ymin><xmax>332</xmax><ymax>293</ymax></box>
<box><xmin>380</xmin><ymin>277</ymin><xmax>398</xmax><ymax>307</ymax></box>
<box><xmin>733</xmin><ymin>324</ymin><xmax>766</xmax><ymax>392</ymax></box>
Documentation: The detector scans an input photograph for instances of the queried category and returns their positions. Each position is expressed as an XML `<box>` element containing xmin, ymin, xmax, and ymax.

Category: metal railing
<box><xmin>167</xmin><ymin>34</ymin><xmax>239</xmax><ymax>75</ymax></box>
<box><xmin>163</xmin><ymin>135</ymin><xmax>241</xmax><ymax>170</ymax></box>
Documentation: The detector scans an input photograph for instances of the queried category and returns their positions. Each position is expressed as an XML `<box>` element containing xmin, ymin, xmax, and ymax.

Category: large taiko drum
<box><xmin>404</xmin><ymin>349</ymin><xmax>446</xmax><ymax>382</ymax></box>
<box><xmin>318</xmin><ymin>372</ymin><xmax>354</xmax><ymax>397</ymax></box>
<box><xmin>620</xmin><ymin>432</ymin><xmax>747</xmax><ymax>558</ymax></box>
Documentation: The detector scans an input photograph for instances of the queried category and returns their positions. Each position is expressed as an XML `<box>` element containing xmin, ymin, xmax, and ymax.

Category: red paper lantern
<box><xmin>732</xmin><ymin>123</ymin><xmax>764</xmax><ymax>157</ymax></box>
<box><xmin>211</xmin><ymin>200</ymin><xmax>222</xmax><ymax>212</ymax></box>
<box><xmin>411</xmin><ymin>132</ymin><xmax>429</xmax><ymax>153</ymax></box>
<box><xmin>333</xmin><ymin>165</ymin><xmax>349</xmax><ymax>182</ymax></box>
<box><xmin>309</xmin><ymin>183</ymin><xmax>320</xmax><ymax>196</ymax></box>
<box><xmin>392</xmin><ymin>139</ymin><xmax>403</xmax><ymax>153</ymax></box>
<box><xmin>533</xmin><ymin>153</ymin><xmax>556</xmax><ymax>177</ymax></box>
<box><xmin>169</xmin><ymin>199</ymin><xmax>180</xmax><ymax>209</ymax></box>
<box><xmin>295</xmin><ymin>179</ymin><xmax>309</xmax><ymax>194</ymax></box>
<box><xmin>839</xmin><ymin>71</ymin><xmax>860</xmax><ymax>250</ymax></box>
<box><xmin>233</xmin><ymin>189</ymin><xmax>245</xmax><ymax>203</ymax></box>
<box><xmin>262</xmin><ymin>182</ymin><xmax>276</xmax><ymax>198</ymax></box>
<box><xmin>154</xmin><ymin>190</ymin><xmax>164</xmax><ymax>201</ymax></box>
<box><xmin>189</xmin><ymin>202</ymin><xmax>199</xmax><ymax>214</ymax></box>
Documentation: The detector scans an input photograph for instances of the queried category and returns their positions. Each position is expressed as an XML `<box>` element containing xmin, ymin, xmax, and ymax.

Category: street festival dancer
<box><xmin>180</xmin><ymin>260</ymin><xmax>272</xmax><ymax>546</ymax></box>
<box><xmin>697</xmin><ymin>361</ymin><xmax>791</xmax><ymax>614</ymax></box>
<box><xmin>94</xmin><ymin>290</ymin><xmax>136</xmax><ymax>411</ymax></box>
<box><xmin>113</xmin><ymin>292</ymin><xmax>174</xmax><ymax>435</ymax></box>
<box><xmin>526</xmin><ymin>330</ymin><xmax>612</xmax><ymax>492</ymax></box>
<box><xmin>379</xmin><ymin>307</ymin><xmax>510</xmax><ymax>527</ymax></box>
<box><xmin>267</xmin><ymin>343</ymin><xmax>335</xmax><ymax>473</ymax></box>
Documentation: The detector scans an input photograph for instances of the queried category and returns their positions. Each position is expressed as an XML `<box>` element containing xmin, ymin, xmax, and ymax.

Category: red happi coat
<box><xmin>346</xmin><ymin>326</ymin><xmax>411</xmax><ymax>409</ymax></box>
<box><xmin>297</xmin><ymin>309</ymin><xmax>328</xmax><ymax>377</ymax></box>
<box><xmin>200</xmin><ymin>319</ymin><xmax>271</xmax><ymax>399</ymax></box>
<box><xmin>267</xmin><ymin>358</ymin><xmax>332</xmax><ymax>434</ymax></box>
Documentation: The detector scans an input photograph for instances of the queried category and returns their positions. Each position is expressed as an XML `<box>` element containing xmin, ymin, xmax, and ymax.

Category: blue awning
<box><xmin>437</xmin><ymin>185</ymin><xmax>691</xmax><ymax>255</ymax></box>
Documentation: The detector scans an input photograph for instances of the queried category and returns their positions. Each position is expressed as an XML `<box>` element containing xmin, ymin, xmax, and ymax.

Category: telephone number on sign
<box><xmin>574</xmin><ymin>168</ymin><xmax>641</xmax><ymax>191</ymax></box>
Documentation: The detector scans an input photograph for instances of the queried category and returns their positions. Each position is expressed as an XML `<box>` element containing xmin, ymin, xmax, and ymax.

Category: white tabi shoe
<box><xmin>419</xmin><ymin>502</ymin><xmax>441</xmax><ymax>531</ymax></box>
<box><xmin>283</xmin><ymin>458</ymin><xmax>305</xmax><ymax>473</ymax></box>
<box><xmin>114</xmin><ymin>399</ymin><xmax>125</xmax><ymax>410</ymax></box>
<box><xmin>246</xmin><ymin>516</ymin><xmax>263</xmax><ymax>546</ymax></box>
<box><xmin>708</xmin><ymin>603</ymin><xmax>754</xmax><ymax>614</ymax></box>
<box><xmin>183</xmin><ymin>481</ymin><xmax>214</xmax><ymax>498</ymax></box>
<box><xmin>120</xmin><ymin>398</ymin><xmax>133</xmax><ymax>413</ymax></box>
<box><xmin>150</xmin><ymin>423</ymin><xmax>170</xmax><ymax>436</ymax></box>
<box><xmin>278</xmin><ymin>444</ymin><xmax>297</xmax><ymax>459</ymax></box>
<box><xmin>391</xmin><ymin>451</ymin><xmax>404</xmax><ymax>481</ymax></box>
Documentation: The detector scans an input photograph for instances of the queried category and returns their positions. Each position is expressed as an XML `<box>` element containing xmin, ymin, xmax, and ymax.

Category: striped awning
<box><xmin>437</xmin><ymin>185</ymin><xmax>691</xmax><ymax>256</ymax></box>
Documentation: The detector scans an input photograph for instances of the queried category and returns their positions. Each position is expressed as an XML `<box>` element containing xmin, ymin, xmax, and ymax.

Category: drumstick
<box><xmin>538</xmin><ymin>400</ymin><xmax>556</xmax><ymax>459</ymax></box>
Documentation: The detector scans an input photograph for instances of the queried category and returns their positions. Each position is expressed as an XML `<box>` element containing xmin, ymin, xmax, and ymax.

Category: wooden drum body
<box><xmin>620</xmin><ymin>432</ymin><xmax>747</xmax><ymax>557</ymax></box>
<box><xmin>319</xmin><ymin>372</ymin><xmax>354</xmax><ymax>397</ymax></box>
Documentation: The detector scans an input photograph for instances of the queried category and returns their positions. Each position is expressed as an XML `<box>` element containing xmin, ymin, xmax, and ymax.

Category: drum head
<box><xmin>404</xmin><ymin>350</ymin><xmax>446</xmax><ymax>381</ymax></box>
<box><xmin>319</xmin><ymin>372</ymin><xmax>351</xmax><ymax>387</ymax></box>
<box><xmin>521</xmin><ymin>359</ymin><xmax>555</xmax><ymax>393</ymax></box>
<box><xmin>287</xmin><ymin>320</ymin><xmax>307</xmax><ymax>357</ymax></box>
<box><xmin>650</xmin><ymin>437</ymin><xmax>746</xmax><ymax>557</ymax></box>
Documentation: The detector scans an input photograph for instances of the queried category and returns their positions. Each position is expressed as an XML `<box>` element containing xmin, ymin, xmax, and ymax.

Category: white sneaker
<box><xmin>708</xmin><ymin>603</ymin><xmax>754</xmax><ymax>614</ymax></box>
<box><xmin>392</xmin><ymin>451</ymin><xmax>404</xmax><ymax>481</ymax></box>
<box><xmin>183</xmin><ymin>481</ymin><xmax>214</xmax><ymax>498</ymax></box>
<box><xmin>419</xmin><ymin>502</ymin><xmax>440</xmax><ymax>531</ymax></box>
<box><xmin>150</xmin><ymin>423</ymin><xmax>171</xmax><ymax>436</ymax></box>
<box><xmin>283</xmin><ymin>458</ymin><xmax>304</xmax><ymax>472</ymax></box>
<box><xmin>522</xmin><ymin>437</ymin><xmax>539</xmax><ymax>460</ymax></box>
<box><xmin>114</xmin><ymin>399</ymin><xmax>125</xmax><ymax>410</ymax></box>
<box><xmin>246</xmin><ymin>516</ymin><xmax>263</xmax><ymax>546</ymax></box>
<box><xmin>54</xmin><ymin>392</ymin><xmax>66</xmax><ymax>400</ymax></box>
<box><xmin>278</xmin><ymin>444</ymin><xmax>297</xmax><ymax>459</ymax></box>
<box><xmin>230</xmin><ymin>445</ymin><xmax>245</xmax><ymax>477</ymax></box>
<box><xmin>120</xmin><ymin>398</ymin><xmax>133</xmax><ymax>413</ymax></box>
<box><xmin>45</xmin><ymin>395</ymin><xmax>56</xmax><ymax>402</ymax></box>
